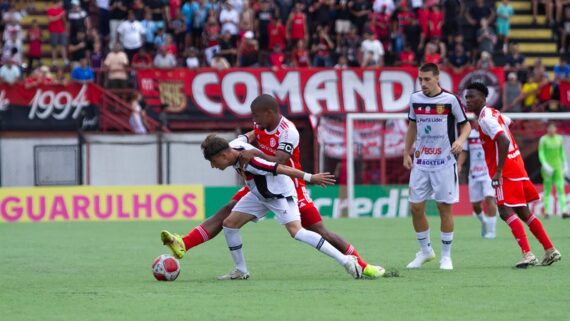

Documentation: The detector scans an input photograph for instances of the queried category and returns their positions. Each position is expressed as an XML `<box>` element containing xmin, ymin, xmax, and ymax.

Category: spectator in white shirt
<box><xmin>219</xmin><ymin>2</ymin><xmax>239</xmax><ymax>36</ymax></box>
<box><xmin>117</xmin><ymin>10</ymin><xmax>146</xmax><ymax>62</ymax></box>
<box><xmin>0</xmin><ymin>60</ymin><xmax>22</xmax><ymax>84</ymax></box>
<box><xmin>154</xmin><ymin>46</ymin><xmax>177</xmax><ymax>68</ymax></box>
<box><xmin>372</xmin><ymin>0</ymin><xmax>395</xmax><ymax>15</ymax></box>
<box><xmin>360</xmin><ymin>29</ymin><xmax>384</xmax><ymax>67</ymax></box>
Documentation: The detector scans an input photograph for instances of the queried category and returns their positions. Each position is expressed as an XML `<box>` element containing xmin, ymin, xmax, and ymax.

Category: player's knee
<box><xmin>222</xmin><ymin>216</ymin><xmax>239</xmax><ymax>229</ymax></box>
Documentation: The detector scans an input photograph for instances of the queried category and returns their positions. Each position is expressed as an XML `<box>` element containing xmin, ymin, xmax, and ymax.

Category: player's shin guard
<box><xmin>525</xmin><ymin>215</ymin><xmax>554</xmax><ymax>251</ymax></box>
<box><xmin>345</xmin><ymin>245</ymin><xmax>368</xmax><ymax>269</ymax></box>
<box><xmin>416</xmin><ymin>229</ymin><xmax>433</xmax><ymax>255</ymax></box>
<box><xmin>504</xmin><ymin>214</ymin><xmax>531</xmax><ymax>253</ymax></box>
<box><xmin>222</xmin><ymin>226</ymin><xmax>248</xmax><ymax>273</ymax></box>
<box><xmin>294</xmin><ymin>228</ymin><xmax>348</xmax><ymax>266</ymax></box>
<box><xmin>441</xmin><ymin>232</ymin><xmax>453</xmax><ymax>258</ymax></box>
<box><xmin>182</xmin><ymin>225</ymin><xmax>210</xmax><ymax>251</ymax></box>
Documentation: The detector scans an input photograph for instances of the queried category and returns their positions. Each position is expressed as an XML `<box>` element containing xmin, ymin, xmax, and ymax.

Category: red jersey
<box><xmin>429</xmin><ymin>10</ymin><xmax>443</xmax><ymax>38</ymax></box>
<box><xmin>477</xmin><ymin>106</ymin><xmax>529</xmax><ymax>180</ymax></box>
<box><xmin>416</xmin><ymin>8</ymin><xmax>430</xmax><ymax>36</ymax></box>
<box><xmin>290</xmin><ymin>13</ymin><xmax>306</xmax><ymax>40</ymax></box>
<box><xmin>268</xmin><ymin>22</ymin><xmax>286</xmax><ymax>50</ymax></box>
<box><xmin>254</xmin><ymin>116</ymin><xmax>304</xmax><ymax>186</ymax></box>
<box><xmin>292</xmin><ymin>49</ymin><xmax>310</xmax><ymax>67</ymax></box>
<box><xmin>47</xmin><ymin>6</ymin><xmax>66</xmax><ymax>33</ymax></box>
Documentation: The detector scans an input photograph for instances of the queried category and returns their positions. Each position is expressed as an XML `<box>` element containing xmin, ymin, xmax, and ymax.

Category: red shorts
<box><xmin>231</xmin><ymin>185</ymin><xmax>322</xmax><ymax>228</ymax></box>
<box><xmin>495</xmin><ymin>178</ymin><xmax>540</xmax><ymax>207</ymax></box>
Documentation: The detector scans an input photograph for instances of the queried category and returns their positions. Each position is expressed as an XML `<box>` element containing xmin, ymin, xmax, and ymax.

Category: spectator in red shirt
<box><xmin>423</xmin><ymin>41</ymin><xmax>442</xmax><ymax>64</ymax></box>
<box><xmin>311</xmin><ymin>25</ymin><xmax>334</xmax><ymax>67</ymax></box>
<box><xmin>287</xmin><ymin>3</ymin><xmax>308</xmax><ymax>46</ymax></box>
<box><xmin>396</xmin><ymin>2</ymin><xmax>415</xmax><ymax>34</ymax></box>
<box><xmin>416</xmin><ymin>3</ymin><xmax>430</xmax><ymax>39</ymax></box>
<box><xmin>268</xmin><ymin>17</ymin><xmax>287</xmax><ymax>53</ymax></box>
<box><xmin>132</xmin><ymin>47</ymin><xmax>154</xmax><ymax>68</ymax></box>
<box><xmin>26</xmin><ymin>20</ymin><xmax>42</xmax><ymax>74</ymax></box>
<box><xmin>291</xmin><ymin>39</ymin><xmax>311</xmax><ymax>67</ymax></box>
<box><xmin>429</xmin><ymin>4</ymin><xmax>444</xmax><ymax>40</ymax></box>
<box><xmin>398</xmin><ymin>43</ymin><xmax>416</xmax><ymax>66</ymax></box>
<box><xmin>269</xmin><ymin>44</ymin><xmax>286</xmax><ymax>69</ymax></box>
<box><xmin>46</xmin><ymin>0</ymin><xmax>68</xmax><ymax>66</ymax></box>
<box><xmin>371</xmin><ymin>6</ymin><xmax>391</xmax><ymax>47</ymax></box>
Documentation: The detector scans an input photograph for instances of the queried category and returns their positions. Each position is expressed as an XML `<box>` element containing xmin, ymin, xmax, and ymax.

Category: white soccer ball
<box><xmin>152</xmin><ymin>254</ymin><xmax>181</xmax><ymax>281</ymax></box>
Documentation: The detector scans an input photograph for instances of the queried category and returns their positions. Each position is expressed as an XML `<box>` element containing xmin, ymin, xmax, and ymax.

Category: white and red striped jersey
<box><xmin>229</xmin><ymin>138</ymin><xmax>295</xmax><ymax>200</ymax></box>
<box><xmin>253</xmin><ymin>116</ymin><xmax>304</xmax><ymax>186</ymax></box>
<box><xmin>477</xmin><ymin>106</ymin><xmax>529</xmax><ymax>180</ymax></box>
<box><xmin>462</xmin><ymin>129</ymin><xmax>490</xmax><ymax>181</ymax></box>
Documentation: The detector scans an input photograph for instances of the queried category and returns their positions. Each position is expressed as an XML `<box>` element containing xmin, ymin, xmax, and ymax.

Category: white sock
<box><xmin>474</xmin><ymin>211</ymin><xmax>484</xmax><ymax>223</ymax></box>
<box><xmin>486</xmin><ymin>215</ymin><xmax>497</xmax><ymax>234</ymax></box>
<box><xmin>416</xmin><ymin>229</ymin><xmax>433</xmax><ymax>255</ymax></box>
<box><xmin>294</xmin><ymin>228</ymin><xmax>348</xmax><ymax>266</ymax></box>
<box><xmin>441</xmin><ymin>232</ymin><xmax>454</xmax><ymax>258</ymax></box>
<box><xmin>222</xmin><ymin>226</ymin><xmax>247</xmax><ymax>273</ymax></box>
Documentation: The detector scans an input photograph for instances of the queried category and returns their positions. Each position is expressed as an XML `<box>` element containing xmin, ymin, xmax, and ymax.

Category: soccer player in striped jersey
<box><xmin>403</xmin><ymin>63</ymin><xmax>471</xmax><ymax>270</ymax></box>
<box><xmin>162</xmin><ymin>95</ymin><xmax>385</xmax><ymax>279</ymax></box>
<box><xmin>457</xmin><ymin>122</ymin><xmax>498</xmax><ymax>239</ymax></box>
<box><xmin>199</xmin><ymin>134</ymin><xmax>364</xmax><ymax>280</ymax></box>
<box><xmin>465</xmin><ymin>82</ymin><xmax>561</xmax><ymax>268</ymax></box>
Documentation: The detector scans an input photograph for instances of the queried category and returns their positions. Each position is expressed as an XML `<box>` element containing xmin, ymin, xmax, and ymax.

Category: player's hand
<box><xmin>239</xmin><ymin>149</ymin><xmax>259</xmax><ymax>165</ymax></box>
<box><xmin>451</xmin><ymin>140</ymin><xmax>464</xmax><ymax>155</ymax></box>
<box><xmin>403</xmin><ymin>153</ymin><xmax>413</xmax><ymax>170</ymax></box>
<box><xmin>491</xmin><ymin>172</ymin><xmax>502</xmax><ymax>188</ymax></box>
<box><xmin>311</xmin><ymin>172</ymin><xmax>336</xmax><ymax>187</ymax></box>
<box><xmin>543</xmin><ymin>164</ymin><xmax>554</xmax><ymax>176</ymax></box>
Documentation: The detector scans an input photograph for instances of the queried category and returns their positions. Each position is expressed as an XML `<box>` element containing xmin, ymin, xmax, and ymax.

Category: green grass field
<box><xmin>1</xmin><ymin>217</ymin><xmax>568</xmax><ymax>321</ymax></box>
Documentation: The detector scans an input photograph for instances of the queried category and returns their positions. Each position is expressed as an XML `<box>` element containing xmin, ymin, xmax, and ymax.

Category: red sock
<box><xmin>182</xmin><ymin>225</ymin><xmax>210</xmax><ymax>251</ymax></box>
<box><xmin>525</xmin><ymin>215</ymin><xmax>554</xmax><ymax>251</ymax></box>
<box><xmin>505</xmin><ymin>214</ymin><xmax>531</xmax><ymax>253</ymax></box>
<box><xmin>345</xmin><ymin>245</ymin><xmax>368</xmax><ymax>269</ymax></box>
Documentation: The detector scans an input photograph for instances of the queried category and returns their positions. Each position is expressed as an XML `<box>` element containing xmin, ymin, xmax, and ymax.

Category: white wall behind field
<box><xmin>0</xmin><ymin>132</ymin><xmax>238</xmax><ymax>187</ymax></box>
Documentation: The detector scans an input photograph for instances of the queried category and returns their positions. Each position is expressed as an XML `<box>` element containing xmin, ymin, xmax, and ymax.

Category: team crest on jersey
<box><xmin>270</xmin><ymin>138</ymin><xmax>277</xmax><ymax>147</ymax></box>
<box><xmin>436</xmin><ymin>105</ymin><xmax>445</xmax><ymax>114</ymax></box>
<box><xmin>415</xmin><ymin>150</ymin><xmax>420</xmax><ymax>158</ymax></box>
<box><xmin>425</xmin><ymin>106</ymin><xmax>431</xmax><ymax>113</ymax></box>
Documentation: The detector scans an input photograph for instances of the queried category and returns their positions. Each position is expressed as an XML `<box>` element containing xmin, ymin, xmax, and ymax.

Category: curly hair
<box><xmin>201</xmin><ymin>134</ymin><xmax>230</xmax><ymax>161</ymax></box>
<box><xmin>466</xmin><ymin>82</ymin><xmax>489</xmax><ymax>98</ymax></box>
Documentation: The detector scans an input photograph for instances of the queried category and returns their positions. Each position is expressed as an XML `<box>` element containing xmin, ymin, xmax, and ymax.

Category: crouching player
<box><xmin>194</xmin><ymin>134</ymin><xmax>377</xmax><ymax>279</ymax></box>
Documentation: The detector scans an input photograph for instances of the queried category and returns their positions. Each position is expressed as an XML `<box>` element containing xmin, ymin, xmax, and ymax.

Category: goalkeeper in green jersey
<box><xmin>538</xmin><ymin>123</ymin><xmax>570</xmax><ymax>219</ymax></box>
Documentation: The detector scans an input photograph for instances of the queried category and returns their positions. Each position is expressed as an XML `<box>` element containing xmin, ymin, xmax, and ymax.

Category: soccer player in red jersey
<box><xmin>465</xmin><ymin>82</ymin><xmax>562</xmax><ymax>268</ymax></box>
<box><xmin>162</xmin><ymin>95</ymin><xmax>384</xmax><ymax>278</ymax></box>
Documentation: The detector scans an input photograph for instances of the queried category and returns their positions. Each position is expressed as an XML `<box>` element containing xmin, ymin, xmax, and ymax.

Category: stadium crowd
<box><xmin>0</xmin><ymin>0</ymin><xmax>568</xmax><ymax>111</ymax></box>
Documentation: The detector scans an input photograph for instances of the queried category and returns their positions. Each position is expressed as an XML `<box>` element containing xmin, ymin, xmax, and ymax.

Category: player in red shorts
<box><xmin>162</xmin><ymin>94</ymin><xmax>384</xmax><ymax>278</ymax></box>
<box><xmin>465</xmin><ymin>82</ymin><xmax>561</xmax><ymax>268</ymax></box>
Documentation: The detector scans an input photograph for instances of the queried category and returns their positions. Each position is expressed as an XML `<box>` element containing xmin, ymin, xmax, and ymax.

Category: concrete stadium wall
<box><xmin>0</xmin><ymin>132</ymin><xmax>238</xmax><ymax>187</ymax></box>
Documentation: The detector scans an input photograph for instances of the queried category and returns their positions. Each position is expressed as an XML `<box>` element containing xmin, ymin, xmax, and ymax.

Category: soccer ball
<box><xmin>152</xmin><ymin>254</ymin><xmax>180</xmax><ymax>281</ymax></box>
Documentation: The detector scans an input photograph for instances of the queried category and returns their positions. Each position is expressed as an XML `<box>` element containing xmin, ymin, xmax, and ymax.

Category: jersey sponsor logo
<box><xmin>418</xmin><ymin>117</ymin><xmax>444</xmax><ymax>123</ymax></box>
<box><xmin>421</xmin><ymin>147</ymin><xmax>442</xmax><ymax>155</ymax></box>
<box><xmin>258</xmin><ymin>143</ymin><xmax>277</xmax><ymax>154</ymax></box>
<box><xmin>472</xmin><ymin>165</ymin><xmax>487</xmax><ymax>173</ymax></box>
<box><xmin>416</xmin><ymin>158</ymin><xmax>446</xmax><ymax>166</ymax></box>
<box><xmin>507</xmin><ymin>149</ymin><xmax>521</xmax><ymax>159</ymax></box>
<box><xmin>424</xmin><ymin>125</ymin><xmax>432</xmax><ymax>134</ymax></box>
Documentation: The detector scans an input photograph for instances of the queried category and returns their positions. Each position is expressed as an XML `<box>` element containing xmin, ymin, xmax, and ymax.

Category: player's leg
<box><xmin>432</xmin><ymin>165</ymin><xmax>459</xmax><ymax>270</ymax></box>
<box><xmin>517</xmin><ymin>180</ymin><xmax>561</xmax><ymax>265</ymax></box>
<box><xmin>218</xmin><ymin>192</ymin><xmax>265</xmax><ymax>280</ymax></box>
<box><xmin>498</xmin><ymin>204</ymin><xmax>537</xmax><ymax>268</ymax></box>
<box><xmin>542</xmin><ymin>168</ymin><xmax>554</xmax><ymax>218</ymax></box>
<box><xmin>272</xmin><ymin>198</ymin><xmax>364</xmax><ymax>279</ymax></box>
<box><xmin>161</xmin><ymin>188</ymin><xmax>247</xmax><ymax>258</ymax></box>
<box><xmin>407</xmin><ymin>167</ymin><xmax>435</xmax><ymax>268</ymax></box>
<box><xmin>552</xmin><ymin>168</ymin><xmax>568</xmax><ymax>216</ymax></box>
<box><xmin>483</xmin><ymin>196</ymin><xmax>498</xmax><ymax>239</ymax></box>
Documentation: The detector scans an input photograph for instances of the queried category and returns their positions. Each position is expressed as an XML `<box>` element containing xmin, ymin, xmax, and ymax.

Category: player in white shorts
<box><xmin>403</xmin><ymin>63</ymin><xmax>471</xmax><ymax>270</ymax></box>
<box><xmin>200</xmin><ymin>134</ymin><xmax>364</xmax><ymax>280</ymax></box>
<box><xmin>457</xmin><ymin>125</ymin><xmax>498</xmax><ymax>239</ymax></box>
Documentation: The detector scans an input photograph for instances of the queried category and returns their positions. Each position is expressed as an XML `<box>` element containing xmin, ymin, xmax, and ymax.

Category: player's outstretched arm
<box><xmin>276</xmin><ymin>165</ymin><xmax>336</xmax><ymax>187</ymax></box>
<box><xmin>492</xmin><ymin>133</ymin><xmax>511</xmax><ymax>187</ymax></box>
<box><xmin>403</xmin><ymin>121</ymin><xmax>417</xmax><ymax>170</ymax></box>
<box><xmin>452</xmin><ymin>122</ymin><xmax>471</xmax><ymax>155</ymax></box>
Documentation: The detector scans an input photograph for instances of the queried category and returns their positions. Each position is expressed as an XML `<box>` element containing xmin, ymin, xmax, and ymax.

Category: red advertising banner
<box><xmin>0</xmin><ymin>83</ymin><xmax>101</xmax><ymax>130</ymax></box>
<box><xmin>561</xmin><ymin>80</ymin><xmax>570</xmax><ymax>107</ymax></box>
<box><xmin>136</xmin><ymin>67</ymin><xmax>505</xmax><ymax>120</ymax></box>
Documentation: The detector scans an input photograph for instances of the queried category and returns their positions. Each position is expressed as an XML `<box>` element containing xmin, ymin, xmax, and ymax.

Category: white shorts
<box><xmin>468</xmin><ymin>177</ymin><xmax>495</xmax><ymax>203</ymax></box>
<box><xmin>409</xmin><ymin>165</ymin><xmax>459</xmax><ymax>204</ymax></box>
<box><xmin>232</xmin><ymin>191</ymin><xmax>300</xmax><ymax>225</ymax></box>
